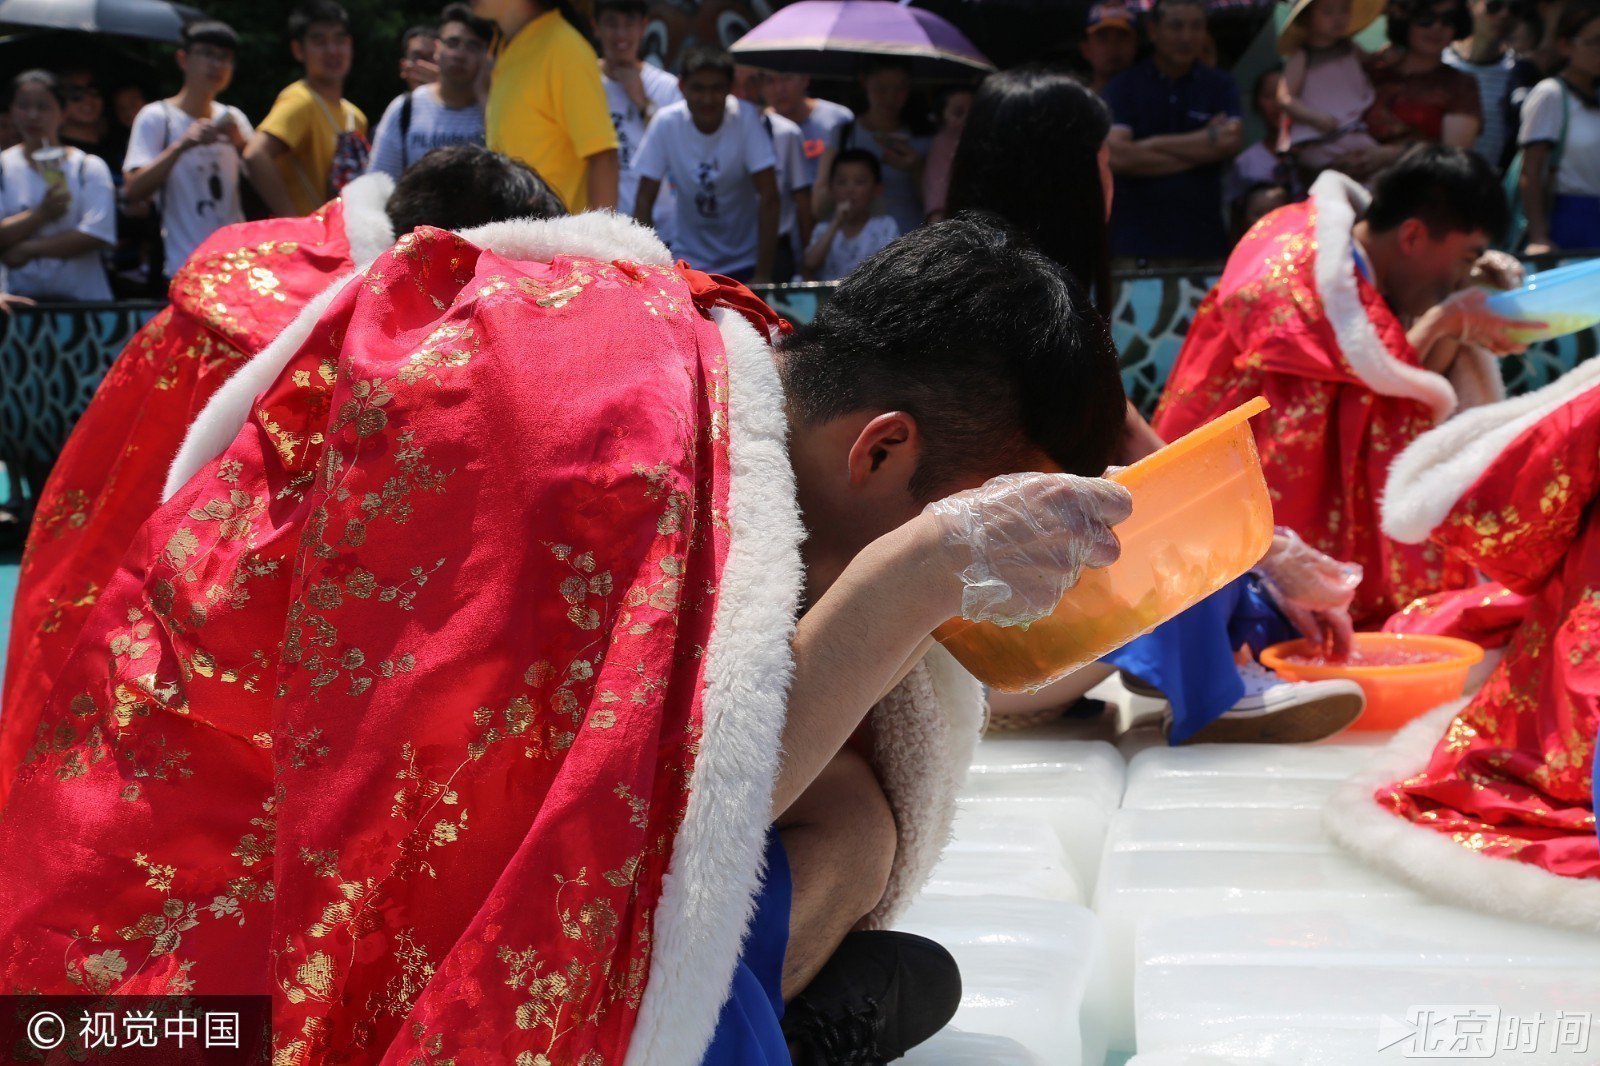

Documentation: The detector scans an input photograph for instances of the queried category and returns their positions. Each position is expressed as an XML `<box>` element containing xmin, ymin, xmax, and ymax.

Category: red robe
<box><xmin>1152</xmin><ymin>172</ymin><xmax>1501</xmax><ymax>627</ymax></box>
<box><xmin>1382</xmin><ymin>580</ymin><xmax>1530</xmax><ymax>650</ymax></box>
<box><xmin>0</xmin><ymin>214</ymin><xmax>982</xmax><ymax>1060</ymax></box>
<box><xmin>0</xmin><ymin>174</ymin><xmax>396</xmax><ymax>807</ymax></box>
<box><xmin>1329</xmin><ymin>357</ymin><xmax>1600</xmax><ymax>931</ymax></box>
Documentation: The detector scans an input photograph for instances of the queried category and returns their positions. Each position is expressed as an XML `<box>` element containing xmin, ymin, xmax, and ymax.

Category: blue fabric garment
<box><xmin>1103</xmin><ymin>574</ymin><xmax>1298</xmax><ymax>745</ymax></box>
<box><xmin>1103</xmin><ymin>57</ymin><xmax>1243</xmax><ymax>261</ymax></box>
<box><xmin>701</xmin><ymin>829</ymin><xmax>792</xmax><ymax>1065</ymax></box>
<box><xmin>1551</xmin><ymin>194</ymin><xmax>1600</xmax><ymax>249</ymax></box>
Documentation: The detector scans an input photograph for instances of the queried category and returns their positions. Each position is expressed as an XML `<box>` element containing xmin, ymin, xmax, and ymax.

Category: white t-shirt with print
<box><xmin>123</xmin><ymin>99</ymin><xmax>253</xmax><ymax>272</ymax></box>
<box><xmin>808</xmin><ymin>213</ymin><xmax>898</xmax><ymax>282</ymax></box>
<box><xmin>634</xmin><ymin>98</ymin><xmax>777</xmax><ymax>276</ymax></box>
<box><xmin>606</xmin><ymin>62</ymin><xmax>682</xmax><ymax>243</ymax></box>
<box><xmin>0</xmin><ymin>144</ymin><xmax>115</xmax><ymax>300</ymax></box>
<box><xmin>1520</xmin><ymin>77</ymin><xmax>1600</xmax><ymax>197</ymax></box>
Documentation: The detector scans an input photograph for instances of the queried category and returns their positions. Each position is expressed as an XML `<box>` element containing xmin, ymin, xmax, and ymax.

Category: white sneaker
<box><xmin>1127</xmin><ymin>661</ymin><xmax>1367</xmax><ymax>745</ymax></box>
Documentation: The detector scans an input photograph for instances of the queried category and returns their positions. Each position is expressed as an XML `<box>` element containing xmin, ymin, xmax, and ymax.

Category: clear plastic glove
<box><xmin>1256</xmin><ymin>527</ymin><xmax>1362</xmax><ymax>657</ymax></box>
<box><xmin>923</xmin><ymin>472</ymin><xmax>1133</xmax><ymax>629</ymax></box>
<box><xmin>1434</xmin><ymin>287</ymin><xmax>1540</xmax><ymax>356</ymax></box>
<box><xmin>1468</xmin><ymin>249</ymin><xmax>1524</xmax><ymax>292</ymax></box>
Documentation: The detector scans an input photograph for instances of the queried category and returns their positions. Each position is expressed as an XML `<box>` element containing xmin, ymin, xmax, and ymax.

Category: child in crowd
<box><xmin>1229</xmin><ymin>66</ymin><xmax>1294</xmax><ymax>204</ymax></box>
<box><xmin>1276</xmin><ymin>0</ymin><xmax>1382</xmax><ymax>173</ymax></box>
<box><xmin>804</xmin><ymin>148</ymin><xmax>898</xmax><ymax>281</ymax></box>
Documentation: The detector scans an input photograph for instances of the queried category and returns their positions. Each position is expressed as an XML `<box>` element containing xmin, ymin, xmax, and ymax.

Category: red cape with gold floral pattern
<box><xmin>1328</xmin><ymin>357</ymin><xmax>1600</xmax><ymax>931</ymax></box>
<box><xmin>0</xmin><ymin>214</ymin><xmax>983</xmax><ymax>1062</ymax></box>
<box><xmin>1151</xmin><ymin>172</ymin><xmax>1501</xmax><ymax>627</ymax></box>
<box><xmin>0</xmin><ymin>175</ymin><xmax>396</xmax><ymax>808</ymax></box>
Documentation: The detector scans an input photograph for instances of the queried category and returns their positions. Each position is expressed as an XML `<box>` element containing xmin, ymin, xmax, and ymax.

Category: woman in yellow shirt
<box><xmin>477</xmin><ymin>0</ymin><xmax>620</xmax><ymax>211</ymax></box>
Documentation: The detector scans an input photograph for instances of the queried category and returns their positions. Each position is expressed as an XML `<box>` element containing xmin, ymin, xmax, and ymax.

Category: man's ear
<box><xmin>1396</xmin><ymin>216</ymin><xmax>1430</xmax><ymax>257</ymax></box>
<box><xmin>845</xmin><ymin>411</ymin><xmax>919</xmax><ymax>487</ymax></box>
<box><xmin>291</xmin><ymin>39</ymin><xmax>305</xmax><ymax>65</ymax></box>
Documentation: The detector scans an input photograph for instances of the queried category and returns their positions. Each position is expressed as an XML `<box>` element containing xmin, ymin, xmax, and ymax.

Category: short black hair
<box><xmin>779</xmin><ymin>215</ymin><xmax>1125</xmax><ymax>498</ymax></box>
<box><xmin>680</xmin><ymin>44</ymin><xmax>735</xmax><ymax>81</ymax></box>
<box><xmin>401</xmin><ymin>24</ymin><xmax>437</xmax><ymax>51</ymax></box>
<box><xmin>438</xmin><ymin>4</ymin><xmax>495</xmax><ymax>43</ymax></box>
<box><xmin>1366</xmin><ymin>144</ymin><xmax>1508</xmax><ymax>241</ymax></box>
<box><xmin>288</xmin><ymin>1</ymin><xmax>351</xmax><ymax>42</ymax></box>
<box><xmin>1557</xmin><ymin>0</ymin><xmax>1600</xmax><ymax>40</ymax></box>
<box><xmin>1387</xmin><ymin>0</ymin><xmax>1470</xmax><ymax>46</ymax></box>
<box><xmin>9</xmin><ymin>70</ymin><xmax>65</xmax><ymax>109</ymax></box>
<box><xmin>385</xmin><ymin>144</ymin><xmax>567</xmax><ymax>235</ymax></box>
<box><xmin>595</xmin><ymin>0</ymin><xmax>650</xmax><ymax>18</ymax></box>
<box><xmin>1151</xmin><ymin>0</ymin><xmax>1208</xmax><ymax>22</ymax></box>
<box><xmin>830</xmin><ymin>148</ymin><xmax>882</xmax><ymax>184</ymax></box>
<box><xmin>181</xmin><ymin>19</ymin><xmax>239</xmax><ymax>53</ymax></box>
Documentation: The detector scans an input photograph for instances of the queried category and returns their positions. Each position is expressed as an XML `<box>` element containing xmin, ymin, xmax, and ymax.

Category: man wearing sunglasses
<box><xmin>122</xmin><ymin>20</ymin><xmax>253</xmax><ymax>283</ymax></box>
<box><xmin>367</xmin><ymin>4</ymin><xmax>494</xmax><ymax>180</ymax></box>
<box><xmin>1444</xmin><ymin>0</ymin><xmax>1525</xmax><ymax>164</ymax></box>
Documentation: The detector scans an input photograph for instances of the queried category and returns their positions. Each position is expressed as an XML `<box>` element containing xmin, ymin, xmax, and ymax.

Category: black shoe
<box><xmin>782</xmin><ymin>930</ymin><xmax>962</xmax><ymax>1065</ymax></box>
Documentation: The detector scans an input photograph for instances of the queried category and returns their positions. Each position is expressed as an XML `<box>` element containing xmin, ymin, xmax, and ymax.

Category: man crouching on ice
<box><xmin>0</xmin><ymin>216</ymin><xmax>1130</xmax><ymax>1066</ymax></box>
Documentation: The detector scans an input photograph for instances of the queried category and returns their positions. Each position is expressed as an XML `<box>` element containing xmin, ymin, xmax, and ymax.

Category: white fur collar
<box><xmin>1383</xmin><ymin>355</ymin><xmax>1600</xmax><ymax>543</ymax></box>
<box><xmin>340</xmin><ymin>172</ymin><xmax>397</xmax><ymax>269</ymax></box>
<box><xmin>163</xmin><ymin>212</ymin><xmax>675</xmax><ymax>502</ymax></box>
<box><xmin>1311</xmin><ymin>171</ymin><xmax>1485</xmax><ymax>424</ymax></box>
<box><xmin>1326</xmin><ymin>702</ymin><xmax>1600</xmax><ymax>932</ymax></box>
<box><xmin>622</xmin><ymin>305</ymin><xmax>804</xmax><ymax>1066</ymax></box>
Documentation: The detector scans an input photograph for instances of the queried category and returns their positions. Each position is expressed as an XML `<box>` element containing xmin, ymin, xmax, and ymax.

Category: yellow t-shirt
<box><xmin>258</xmin><ymin>80</ymin><xmax>368</xmax><ymax>216</ymax></box>
<box><xmin>486</xmin><ymin>11</ymin><xmax>618</xmax><ymax>212</ymax></box>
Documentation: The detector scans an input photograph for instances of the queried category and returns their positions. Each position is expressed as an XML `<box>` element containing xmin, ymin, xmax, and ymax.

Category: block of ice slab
<box><xmin>904</xmin><ymin>1029</ymin><xmax>1049</xmax><ymax>1065</ymax></box>
<box><xmin>929</xmin><ymin>810</ymin><xmax>1082</xmax><ymax>904</ymax></box>
<box><xmin>1093</xmin><ymin>747</ymin><xmax>1426</xmax><ymax>1050</ymax></box>
<box><xmin>896</xmin><ymin>894</ymin><xmax>1110</xmax><ymax>1066</ymax></box>
<box><xmin>1134</xmin><ymin>904</ymin><xmax>1600</xmax><ymax>1064</ymax></box>
<box><xmin>961</xmin><ymin>738</ymin><xmax>1125</xmax><ymax>891</ymax></box>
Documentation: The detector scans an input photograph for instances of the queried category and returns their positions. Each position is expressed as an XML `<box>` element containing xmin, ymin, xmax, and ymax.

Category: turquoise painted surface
<box><xmin>0</xmin><ymin>551</ymin><xmax>16</xmax><ymax>687</ymax></box>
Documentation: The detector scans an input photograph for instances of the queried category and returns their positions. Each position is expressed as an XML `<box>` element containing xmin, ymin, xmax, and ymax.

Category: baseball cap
<box><xmin>1086</xmin><ymin>1</ymin><xmax>1135</xmax><ymax>33</ymax></box>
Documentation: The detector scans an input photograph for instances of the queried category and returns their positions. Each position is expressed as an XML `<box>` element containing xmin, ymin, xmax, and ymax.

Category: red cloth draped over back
<box><xmin>0</xmin><ymin>194</ymin><xmax>370</xmax><ymax>804</ymax></box>
<box><xmin>0</xmin><ymin>225</ymin><xmax>743</xmax><ymax>1062</ymax></box>
<box><xmin>1152</xmin><ymin>172</ymin><xmax>1492</xmax><ymax>626</ymax></box>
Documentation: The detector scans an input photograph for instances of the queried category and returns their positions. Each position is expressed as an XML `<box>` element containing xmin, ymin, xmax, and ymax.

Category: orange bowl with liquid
<box><xmin>1260</xmin><ymin>632</ymin><xmax>1483</xmax><ymax>731</ymax></box>
<box><xmin>935</xmin><ymin>398</ymin><xmax>1275</xmax><ymax>692</ymax></box>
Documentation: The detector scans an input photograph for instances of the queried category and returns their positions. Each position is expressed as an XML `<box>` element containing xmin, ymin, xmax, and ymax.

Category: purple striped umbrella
<box><xmin>730</xmin><ymin>0</ymin><xmax>994</xmax><ymax>80</ymax></box>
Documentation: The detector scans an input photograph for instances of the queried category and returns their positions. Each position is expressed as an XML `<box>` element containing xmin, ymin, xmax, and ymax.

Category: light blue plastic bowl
<box><xmin>1485</xmin><ymin>257</ymin><xmax>1600</xmax><ymax>342</ymax></box>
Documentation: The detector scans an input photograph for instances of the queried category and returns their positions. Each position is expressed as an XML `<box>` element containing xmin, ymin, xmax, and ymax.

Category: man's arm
<box><xmin>773</xmin><ymin>520</ymin><xmax>959</xmax><ymax>817</ymax></box>
<box><xmin>242</xmin><ymin>131</ymin><xmax>299</xmax><ymax>218</ymax></box>
<box><xmin>632</xmin><ymin>175</ymin><xmax>660</xmax><ymax>227</ymax></box>
<box><xmin>126</xmin><ymin>120</ymin><xmax>217</xmax><ymax>204</ymax></box>
<box><xmin>752</xmin><ymin>166</ymin><xmax>778</xmax><ymax>284</ymax></box>
<box><xmin>1521</xmin><ymin>141</ymin><xmax>1555</xmax><ymax>253</ymax></box>
<box><xmin>586</xmin><ymin>148</ymin><xmax>619</xmax><ymax>211</ymax></box>
<box><xmin>1106</xmin><ymin>126</ymin><xmax>1198</xmax><ymax>177</ymax></box>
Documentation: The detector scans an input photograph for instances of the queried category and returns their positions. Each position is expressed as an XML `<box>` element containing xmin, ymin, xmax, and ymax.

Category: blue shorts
<box><xmin>700</xmin><ymin>829</ymin><xmax>792</xmax><ymax>1065</ymax></box>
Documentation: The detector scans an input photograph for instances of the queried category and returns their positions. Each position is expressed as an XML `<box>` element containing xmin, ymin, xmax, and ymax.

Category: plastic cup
<box><xmin>1260</xmin><ymin>632</ymin><xmax>1483</xmax><ymax>730</ymax></box>
<box><xmin>31</xmin><ymin>145</ymin><xmax>66</xmax><ymax>192</ymax></box>
<box><xmin>935</xmin><ymin>397</ymin><xmax>1276</xmax><ymax>692</ymax></box>
<box><xmin>1484</xmin><ymin>257</ymin><xmax>1600</xmax><ymax>343</ymax></box>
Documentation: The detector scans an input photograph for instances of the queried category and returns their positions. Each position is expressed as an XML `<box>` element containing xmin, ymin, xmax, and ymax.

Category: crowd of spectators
<box><xmin>1</xmin><ymin>0</ymin><xmax>1598</xmax><ymax>306</ymax></box>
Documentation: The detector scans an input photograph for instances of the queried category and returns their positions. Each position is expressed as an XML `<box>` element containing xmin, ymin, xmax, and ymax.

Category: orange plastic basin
<box><xmin>1260</xmin><ymin>632</ymin><xmax>1484</xmax><ymax>731</ymax></box>
<box><xmin>935</xmin><ymin>398</ymin><xmax>1275</xmax><ymax>692</ymax></box>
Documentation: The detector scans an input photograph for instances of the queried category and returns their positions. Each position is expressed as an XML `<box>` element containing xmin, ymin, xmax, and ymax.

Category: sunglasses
<box><xmin>63</xmin><ymin>86</ymin><xmax>101</xmax><ymax>102</ymax></box>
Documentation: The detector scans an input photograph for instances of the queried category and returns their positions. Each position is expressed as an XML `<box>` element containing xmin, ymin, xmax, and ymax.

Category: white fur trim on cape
<box><xmin>340</xmin><ymin>171</ymin><xmax>396</xmax><ymax>269</ymax></box>
<box><xmin>162</xmin><ymin>211</ymin><xmax>676</xmax><ymax>502</ymax></box>
<box><xmin>1382</xmin><ymin>354</ymin><xmax>1600</xmax><ymax>543</ymax></box>
<box><xmin>868</xmin><ymin>644</ymin><xmax>985</xmax><ymax>926</ymax></box>
<box><xmin>623</xmin><ymin>306</ymin><xmax>805</xmax><ymax>1066</ymax></box>
<box><xmin>1310</xmin><ymin>172</ymin><xmax>1501</xmax><ymax>423</ymax></box>
<box><xmin>1325</xmin><ymin>701</ymin><xmax>1600</xmax><ymax>933</ymax></box>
